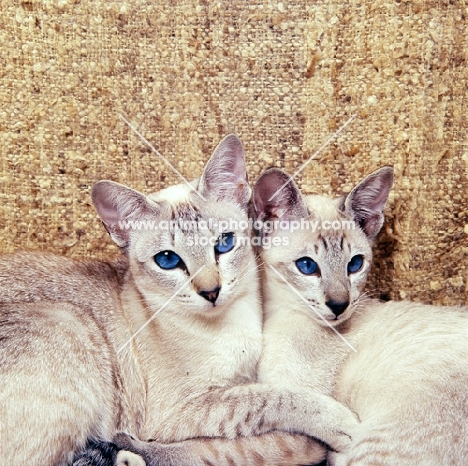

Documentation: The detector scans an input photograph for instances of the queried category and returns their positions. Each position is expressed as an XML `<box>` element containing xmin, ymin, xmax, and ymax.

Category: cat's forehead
<box><xmin>271</xmin><ymin>191</ymin><xmax>370</xmax><ymax>258</ymax></box>
<box><xmin>148</xmin><ymin>183</ymin><xmax>194</xmax><ymax>204</ymax></box>
<box><xmin>147</xmin><ymin>181</ymin><xmax>245</xmax><ymax>223</ymax></box>
<box><xmin>311</xmin><ymin>226</ymin><xmax>371</xmax><ymax>259</ymax></box>
<box><xmin>171</xmin><ymin>202</ymin><xmax>202</xmax><ymax>225</ymax></box>
<box><xmin>303</xmin><ymin>194</ymin><xmax>343</xmax><ymax>221</ymax></box>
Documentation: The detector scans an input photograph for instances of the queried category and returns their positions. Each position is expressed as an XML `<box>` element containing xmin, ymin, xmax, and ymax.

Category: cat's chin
<box><xmin>193</xmin><ymin>301</ymin><xmax>230</xmax><ymax>318</ymax></box>
<box><xmin>315</xmin><ymin>314</ymin><xmax>352</xmax><ymax>327</ymax></box>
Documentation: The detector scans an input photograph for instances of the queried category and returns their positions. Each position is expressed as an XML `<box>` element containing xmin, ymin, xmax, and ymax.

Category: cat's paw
<box><xmin>116</xmin><ymin>450</ymin><xmax>146</xmax><ymax>466</ymax></box>
<box><xmin>113</xmin><ymin>433</ymin><xmax>161</xmax><ymax>466</ymax></box>
<box><xmin>72</xmin><ymin>439</ymin><xmax>119</xmax><ymax>466</ymax></box>
<box><xmin>113</xmin><ymin>433</ymin><xmax>140</xmax><ymax>452</ymax></box>
<box><xmin>321</xmin><ymin>402</ymin><xmax>360</xmax><ymax>453</ymax></box>
<box><xmin>112</xmin><ymin>433</ymin><xmax>176</xmax><ymax>466</ymax></box>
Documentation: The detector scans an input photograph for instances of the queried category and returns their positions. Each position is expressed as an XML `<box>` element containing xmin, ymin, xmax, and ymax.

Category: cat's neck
<box><xmin>120</xmin><ymin>256</ymin><xmax>263</xmax><ymax>384</ymax></box>
<box><xmin>260</xmin><ymin>267</ymin><xmax>355</xmax><ymax>392</ymax></box>
<box><xmin>118</xmin><ymin>259</ymin><xmax>263</xmax><ymax>435</ymax></box>
<box><xmin>262</xmin><ymin>268</ymin><xmax>316</xmax><ymax>324</ymax></box>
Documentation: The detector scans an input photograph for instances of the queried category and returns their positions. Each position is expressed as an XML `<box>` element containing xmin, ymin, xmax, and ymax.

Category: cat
<box><xmin>252</xmin><ymin>166</ymin><xmax>468</xmax><ymax>465</ymax></box>
<box><xmin>0</xmin><ymin>135</ymin><xmax>358</xmax><ymax>466</ymax></box>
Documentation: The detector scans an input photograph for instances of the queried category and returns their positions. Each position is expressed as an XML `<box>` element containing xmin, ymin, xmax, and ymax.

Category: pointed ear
<box><xmin>92</xmin><ymin>181</ymin><xmax>153</xmax><ymax>248</ymax></box>
<box><xmin>344</xmin><ymin>166</ymin><xmax>394</xmax><ymax>239</ymax></box>
<box><xmin>253</xmin><ymin>168</ymin><xmax>308</xmax><ymax>223</ymax></box>
<box><xmin>198</xmin><ymin>134</ymin><xmax>251</xmax><ymax>207</ymax></box>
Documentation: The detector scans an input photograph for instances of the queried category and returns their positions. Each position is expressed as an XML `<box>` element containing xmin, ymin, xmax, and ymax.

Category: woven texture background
<box><xmin>1</xmin><ymin>1</ymin><xmax>467</xmax><ymax>305</ymax></box>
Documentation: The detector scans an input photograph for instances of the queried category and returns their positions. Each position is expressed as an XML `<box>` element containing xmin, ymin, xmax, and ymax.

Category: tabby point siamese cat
<box><xmin>0</xmin><ymin>135</ymin><xmax>359</xmax><ymax>466</ymax></box>
<box><xmin>252</xmin><ymin>166</ymin><xmax>468</xmax><ymax>465</ymax></box>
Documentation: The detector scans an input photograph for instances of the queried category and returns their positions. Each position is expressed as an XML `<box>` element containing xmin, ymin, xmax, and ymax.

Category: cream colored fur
<box><xmin>254</xmin><ymin>167</ymin><xmax>468</xmax><ymax>465</ymax></box>
<box><xmin>0</xmin><ymin>136</ymin><xmax>358</xmax><ymax>466</ymax></box>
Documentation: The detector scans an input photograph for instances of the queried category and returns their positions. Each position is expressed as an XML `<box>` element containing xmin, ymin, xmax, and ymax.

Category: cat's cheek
<box><xmin>135</xmin><ymin>263</ymin><xmax>185</xmax><ymax>300</ymax></box>
<box><xmin>350</xmin><ymin>289</ymin><xmax>361</xmax><ymax>305</ymax></box>
<box><xmin>351</xmin><ymin>270</ymin><xmax>369</xmax><ymax>293</ymax></box>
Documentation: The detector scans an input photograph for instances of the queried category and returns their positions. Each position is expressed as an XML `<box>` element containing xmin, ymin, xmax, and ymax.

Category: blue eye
<box><xmin>348</xmin><ymin>255</ymin><xmax>364</xmax><ymax>274</ymax></box>
<box><xmin>296</xmin><ymin>257</ymin><xmax>318</xmax><ymax>275</ymax></box>
<box><xmin>154</xmin><ymin>250</ymin><xmax>183</xmax><ymax>270</ymax></box>
<box><xmin>214</xmin><ymin>232</ymin><xmax>236</xmax><ymax>254</ymax></box>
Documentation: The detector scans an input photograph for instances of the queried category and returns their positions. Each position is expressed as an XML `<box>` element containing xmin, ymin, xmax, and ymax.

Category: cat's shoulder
<box><xmin>0</xmin><ymin>250</ymin><xmax>127</xmax><ymax>276</ymax></box>
<box><xmin>348</xmin><ymin>299</ymin><xmax>468</xmax><ymax>338</ymax></box>
<box><xmin>0</xmin><ymin>250</ymin><xmax>128</xmax><ymax>304</ymax></box>
<box><xmin>364</xmin><ymin>299</ymin><xmax>468</xmax><ymax>316</ymax></box>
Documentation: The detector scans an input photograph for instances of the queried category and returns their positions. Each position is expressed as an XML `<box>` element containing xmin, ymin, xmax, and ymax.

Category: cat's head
<box><xmin>253</xmin><ymin>166</ymin><xmax>393</xmax><ymax>326</ymax></box>
<box><xmin>92</xmin><ymin>135</ymin><xmax>257</xmax><ymax>317</ymax></box>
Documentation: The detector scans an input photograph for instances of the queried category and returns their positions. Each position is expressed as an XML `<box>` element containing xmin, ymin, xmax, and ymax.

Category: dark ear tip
<box><xmin>219</xmin><ymin>133</ymin><xmax>244</xmax><ymax>150</ymax></box>
<box><xmin>224</xmin><ymin>133</ymin><xmax>241</xmax><ymax>140</ymax></box>
<box><xmin>264</xmin><ymin>167</ymin><xmax>285</xmax><ymax>175</ymax></box>
<box><xmin>91</xmin><ymin>180</ymin><xmax>107</xmax><ymax>203</ymax></box>
<box><xmin>254</xmin><ymin>167</ymin><xmax>289</xmax><ymax>187</ymax></box>
<box><xmin>379</xmin><ymin>166</ymin><xmax>394</xmax><ymax>188</ymax></box>
<box><xmin>377</xmin><ymin>166</ymin><xmax>394</xmax><ymax>179</ymax></box>
<box><xmin>362</xmin><ymin>166</ymin><xmax>394</xmax><ymax>189</ymax></box>
<box><xmin>91</xmin><ymin>180</ymin><xmax>117</xmax><ymax>203</ymax></box>
<box><xmin>253</xmin><ymin>168</ymin><xmax>295</xmax><ymax>211</ymax></box>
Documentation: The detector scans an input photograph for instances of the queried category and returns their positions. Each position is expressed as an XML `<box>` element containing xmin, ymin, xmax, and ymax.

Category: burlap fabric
<box><xmin>1</xmin><ymin>1</ymin><xmax>467</xmax><ymax>305</ymax></box>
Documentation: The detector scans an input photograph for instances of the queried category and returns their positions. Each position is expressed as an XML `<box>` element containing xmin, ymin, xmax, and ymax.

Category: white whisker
<box><xmin>267</xmin><ymin>264</ymin><xmax>357</xmax><ymax>352</ymax></box>
<box><xmin>237</xmin><ymin>261</ymin><xmax>264</xmax><ymax>283</ymax></box>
